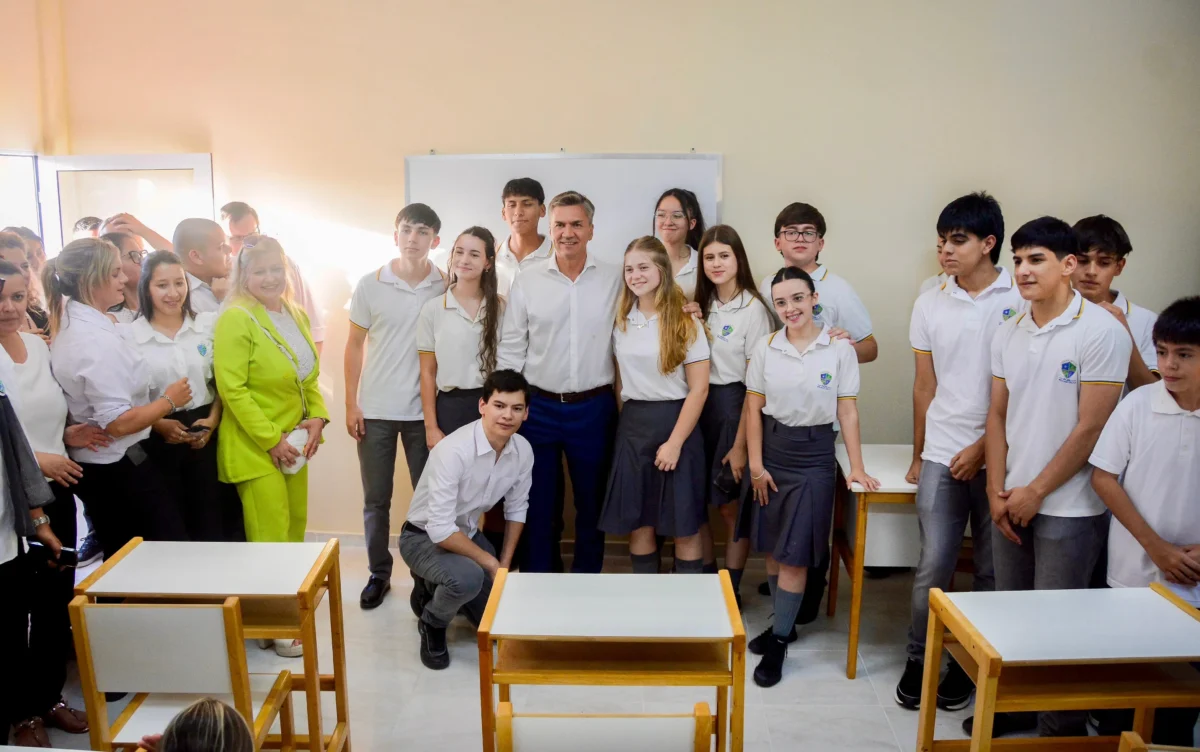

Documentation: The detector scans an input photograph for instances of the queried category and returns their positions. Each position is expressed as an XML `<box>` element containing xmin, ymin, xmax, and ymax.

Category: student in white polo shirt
<box><xmin>498</xmin><ymin>190</ymin><xmax>624</xmax><ymax>574</ymax></box>
<box><xmin>1071</xmin><ymin>215</ymin><xmax>1159</xmax><ymax>390</ymax></box>
<box><xmin>895</xmin><ymin>192</ymin><xmax>1021</xmax><ymax>712</ymax></box>
<box><xmin>598</xmin><ymin>236</ymin><xmax>711</xmax><ymax>574</ymax></box>
<box><xmin>977</xmin><ymin>216</ymin><xmax>1131</xmax><ymax>739</ymax></box>
<box><xmin>654</xmin><ymin>188</ymin><xmax>706</xmax><ymax>301</ymax></box>
<box><xmin>692</xmin><ymin>225</ymin><xmax>774</xmax><ymax>597</ymax></box>
<box><xmin>1089</xmin><ymin>296</ymin><xmax>1200</xmax><ymax>746</ymax></box>
<box><xmin>744</xmin><ymin>266</ymin><xmax>878</xmax><ymax>688</ymax></box>
<box><xmin>917</xmin><ymin>241</ymin><xmax>949</xmax><ymax>296</ymax></box>
<box><xmin>174</xmin><ymin>218</ymin><xmax>233</xmax><ymax>315</ymax></box>
<box><xmin>494</xmin><ymin>178</ymin><xmax>552</xmax><ymax>296</ymax></box>
<box><xmin>346</xmin><ymin>203</ymin><xmax>447</xmax><ymax>609</ymax></box>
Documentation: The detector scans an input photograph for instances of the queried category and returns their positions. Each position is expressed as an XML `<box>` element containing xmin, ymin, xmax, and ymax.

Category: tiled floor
<box><xmin>45</xmin><ymin>546</ymin><xmax>982</xmax><ymax>751</ymax></box>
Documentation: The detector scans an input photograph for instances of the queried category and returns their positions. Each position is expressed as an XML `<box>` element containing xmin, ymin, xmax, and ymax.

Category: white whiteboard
<box><xmin>404</xmin><ymin>153</ymin><xmax>722</xmax><ymax>267</ymax></box>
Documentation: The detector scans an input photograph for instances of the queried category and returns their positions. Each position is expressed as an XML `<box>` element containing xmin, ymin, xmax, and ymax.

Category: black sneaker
<box><xmin>359</xmin><ymin>576</ymin><xmax>390</xmax><ymax>610</ymax></box>
<box><xmin>757</xmin><ymin>581</ymin><xmax>771</xmax><ymax>596</ymax></box>
<box><xmin>409</xmin><ymin>575</ymin><xmax>431</xmax><ymax>619</ymax></box>
<box><xmin>752</xmin><ymin>633</ymin><xmax>788</xmax><ymax>687</ymax></box>
<box><xmin>796</xmin><ymin>568</ymin><xmax>827</xmax><ymax>625</ymax></box>
<box><xmin>894</xmin><ymin>658</ymin><xmax>924</xmax><ymax>710</ymax></box>
<box><xmin>417</xmin><ymin>620</ymin><xmax>449</xmax><ymax>670</ymax></box>
<box><xmin>78</xmin><ymin>533</ymin><xmax>102</xmax><ymax>567</ymax></box>
<box><xmin>937</xmin><ymin>658</ymin><xmax>974</xmax><ymax>711</ymax></box>
<box><xmin>961</xmin><ymin>712</ymin><xmax>1038</xmax><ymax>737</ymax></box>
<box><xmin>748</xmin><ymin>624</ymin><xmax>797</xmax><ymax>655</ymax></box>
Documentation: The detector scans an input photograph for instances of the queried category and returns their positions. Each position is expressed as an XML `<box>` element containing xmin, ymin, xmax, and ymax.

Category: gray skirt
<box><xmin>746</xmin><ymin>417</ymin><xmax>837</xmax><ymax>568</ymax></box>
<box><xmin>436</xmin><ymin>388</ymin><xmax>484</xmax><ymax>435</ymax></box>
<box><xmin>599</xmin><ymin>399</ymin><xmax>707</xmax><ymax>538</ymax></box>
<box><xmin>699</xmin><ymin>382</ymin><xmax>748</xmax><ymax>507</ymax></box>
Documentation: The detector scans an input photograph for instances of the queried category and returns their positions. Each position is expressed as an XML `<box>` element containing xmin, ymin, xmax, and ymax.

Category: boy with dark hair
<box><xmin>1071</xmin><ymin>215</ymin><xmax>1158</xmax><ymax>390</ymax></box>
<box><xmin>1089</xmin><ymin>296</ymin><xmax>1200</xmax><ymax>745</ymax></box>
<box><xmin>896</xmin><ymin>192</ymin><xmax>1017</xmax><ymax>711</ymax></box>
<box><xmin>347</xmin><ymin>202</ymin><xmax>445</xmax><ymax>609</ymax></box>
<box><xmin>173</xmin><ymin>218</ymin><xmax>232</xmax><ymax>314</ymax></box>
<box><xmin>73</xmin><ymin>216</ymin><xmax>101</xmax><ymax>239</ymax></box>
<box><xmin>496</xmin><ymin>177</ymin><xmax>550</xmax><ymax>295</ymax></box>
<box><xmin>976</xmin><ymin>216</ymin><xmax>1131</xmax><ymax>738</ymax></box>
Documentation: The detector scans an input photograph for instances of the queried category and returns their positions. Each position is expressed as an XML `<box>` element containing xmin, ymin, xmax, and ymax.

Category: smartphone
<box><xmin>186</xmin><ymin>424</ymin><xmax>211</xmax><ymax>434</ymax></box>
<box><xmin>713</xmin><ymin>464</ymin><xmax>740</xmax><ymax>496</ymax></box>
<box><xmin>27</xmin><ymin>541</ymin><xmax>79</xmax><ymax>569</ymax></box>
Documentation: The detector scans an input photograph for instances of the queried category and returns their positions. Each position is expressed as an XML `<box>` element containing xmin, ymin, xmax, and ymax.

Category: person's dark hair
<box><xmin>158</xmin><ymin>698</ymin><xmax>253</xmax><ymax>752</ymax></box>
<box><xmin>173</xmin><ymin>218</ymin><xmax>223</xmax><ymax>261</ymax></box>
<box><xmin>100</xmin><ymin>231</ymin><xmax>136</xmax><ymax>255</ymax></box>
<box><xmin>219</xmin><ymin>201</ymin><xmax>259</xmax><ymax>225</ymax></box>
<box><xmin>1</xmin><ymin>226</ymin><xmax>42</xmax><ymax>245</ymax></box>
<box><xmin>773</xmin><ymin>202</ymin><xmax>826</xmax><ymax>238</ymax></box>
<box><xmin>695</xmin><ymin>225</ymin><xmax>770</xmax><ymax>320</ymax></box>
<box><xmin>654</xmin><ymin>188</ymin><xmax>707</xmax><ymax>251</ymax></box>
<box><xmin>1152</xmin><ymin>296</ymin><xmax>1200</xmax><ymax>347</ymax></box>
<box><xmin>1072</xmin><ymin>215</ymin><xmax>1132</xmax><ymax>259</ymax></box>
<box><xmin>394</xmin><ymin>203</ymin><xmax>441</xmax><ymax>233</ymax></box>
<box><xmin>1010</xmin><ymin>216</ymin><xmax>1080</xmax><ymax>260</ymax></box>
<box><xmin>0</xmin><ymin>260</ymin><xmax>22</xmax><ymax>277</ymax></box>
<box><xmin>937</xmin><ymin>192</ymin><xmax>1005</xmax><ymax>264</ymax></box>
<box><xmin>73</xmin><ymin>216</ymin><xmax>102</xmax><ymax>233</ymax></box>
<box><xmin>482</xmin><ymin>369</ymin><xmax>531</xmax><ymax>406</ymax></box>
<box><xmin>770</xmin><ymin>266</ymin><xmax>817</xmax><ymax>297</ymax></box>
<box><xmin>138</xmin><ymin>250</ymin><xmax>194</xmax><ymax>323</ymax></box>
<box><xmin>502</xmin><ymin>178</ymin><xmax>545</xmax><ymax>206</ymax></box>
<box><xmin>450</xmin><ymin>226</ymin><xmax>502</xmax><ymax>376</ymax></box>
<box><xmin>0</xmin><ymin>231</ymin><xmax>26</xmax><ymax>255</ymax></box>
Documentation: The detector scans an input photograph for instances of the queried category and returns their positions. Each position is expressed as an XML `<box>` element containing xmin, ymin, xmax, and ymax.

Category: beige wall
<box><xmin>4</xmin><ymin>0</ymin><xmax>1199</xmax><ymax>535</ymax></box>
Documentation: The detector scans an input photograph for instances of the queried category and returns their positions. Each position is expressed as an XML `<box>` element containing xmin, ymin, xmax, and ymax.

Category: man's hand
<box><xmin>346</xmin><ymin>405</ymin><xmax>365</xmax><ymax>442</ymax></box>
<box><xmin>425</xmin><ymin>425</ymin><xmax>446</xmax><ymax>450</ymax></box>
<box><xmin>481</xmin><ymin>554</ymin><xmax>501</xmax><ymax>580</ymax></box>
<box><xmin>989</xmin><ymin>490</ymin><xmax>1022</xmax><ymax>545</ymax></box>
<box><xmin>1004</xmin><ymin>485</ymin><xmax>1044</xmax><ymax>527</ymax></box>
<box><xmin>722</xmin><ymin>443</ymin><xmax>748</xmax><ymax>482</ymax></box>
<box><xmin>38</xmin><ymin>453</ymin><xmax>83</xmax><ymax>487</ymax></box>
<box><xmin>104</xmin><ymin>212</ymin><xmax>152</xmax><ymax>239</ymax></box>
<box><xmin>905</xmin><ymin>456</ymin><xmax>922</xmax><ymax>485</ymax></box>
<box><xmin>1149</xmin><ymin>540</ymin><xmax>1200</xmax><ymax>585</ymax></box>
<box><xmin>64</xmin><ymin>423</ymin><xmax>113</xmax><ymax>452</ymax></box>
<box><xmin>949</xmin><ymin>441</ymin><xmax>985</xmax><ymax>481</ymax></box>
<box><xmin>682</xmin><ymin>301</ymin><xmax>701</xmax><ymax>317</ymax></box>
<box><xmin>1098</xmin><ymin>302</ymin><xmax>1133</xmax><ymax>336</ymax></box>
<box><xmin>827</xmin><ymin>327</ymin><xmax>852</xmax><ymax>341</ymax></box>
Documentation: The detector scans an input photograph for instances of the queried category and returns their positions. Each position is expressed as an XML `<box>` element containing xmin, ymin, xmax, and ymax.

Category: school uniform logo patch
<box><xmin>721</xmin><ymin>325</ymin><xmax>733</xmax><ymax>337</ymax></box>
<box><xmin>197</xmin><ymin>344</ymin><xmax>208</xmax><ymax>357</ymax></box>
<box><xmin>1059</xmin><ymin>360</ymin><xmax>1079</xmax><ymax>384</ymax></box>
<box><xmin>818</xmin><ymin>372</ymin><xmax>833</xmax><ymax>390</ymax></box>
<box><xmin>812</xmin><ymin>304</ymin><xmax>824</xmax><ymax>318</ymax></box>
<box><xmin>1001</xmin><ymin>307</ymin><xmax>1017</xmax><ymax>321</ymax></box>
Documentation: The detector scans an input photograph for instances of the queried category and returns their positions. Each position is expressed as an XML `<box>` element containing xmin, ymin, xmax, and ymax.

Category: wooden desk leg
<box><xmin>326</xmin><ymin>550</ymin><xmax>350</xmax><ymax>751</ymax></box>
<box><xmin>1132</xmin><ymin>707</ymin><xmax>1155</xmax><ymax>740</ymax></box>
<box><xmin>915</xmin><ymin>608</ymin><xmax>944</xmax><ymax>752</ymax></box>
<box><xmin>731</xmin><ymin>640</ymin><xmax>745</xmax><ymax>752</ymax></box>
<box><xmin>300</xmin><ymin>609</ymin><xmax>324</xmax><ymax>752</ymax></box>
<box><xmin>715</xmin><ymin>685</ymin><xmax>728</xmax><ymax>752</ymax></box>
<box><xmin>479</xmin><ymin>638</ymin><xmax>495</xmax><ymax>752</ymax></box>
<box><xmin>846</xmin><ymin>493</ymin><xmax>869</xmax><ymax>679</ymax></box>
<box><xmin>969</xmin><ymin>671</ymin><xmax>998</xmax><ymax>752</ymax></box>
<box><xmin>498</xmin><ymin>685</ymin><xmax>510</xmax><ymax>703</ymax></box>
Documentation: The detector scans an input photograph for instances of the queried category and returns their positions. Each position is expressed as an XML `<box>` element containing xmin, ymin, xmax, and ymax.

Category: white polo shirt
<box><xmin>1090</xmin><ymin>381</ymin><xmax>1200</xmax><ymax>605</ymax></box>
<box><xmin>1112</xmin><ymin>290</ymin><xmax>1158</xmax><ymax>373</ymax></box>
<box><xmin>496</xmin><ymin>236</ymin><xmax>552</xmax><ymax>297</ymax></box>
<box><xmin>498</xmin><ymin>251</ymin><xmax>624</xmax><ymax>394</ymax></box>
<box><xmin>746</xmin><ymin>326</ymin><xmax>860</xmax><ymax>427</ymax></box>
<box><xmin>991</xmin><ymin>291</ymin><xmax>1132</xmax><ymax>517</ymax></box>
<box><xmin>186</xmin><ymin>271</ymin><xmax>221</xmax><ymax>314</ymax></box>
<box><xmin>706</xmin><ymin>290</ymin><xmax>775</xmax><ymax>386</ymax></box>
<box><xmin>416</xmin><ymin>290</ymin><xmax>500</xmax><ymax>392</ymax></box>
<box><xmin>1</xmin><ymin>332</ymin><xmax>68</xmax><ymax>458</ymax></box>
<box><xmin>349</xmin><ymin>261</ymin><xmax>447</xmax><ymax>421</ymax></box>
<box><xmin>759</xmin><ymin>264</ymin><xmax>873</xmax><ymax>342</ymax></box>
<box><xmin>613</xmin><ymin>313</ymin><xmax>709</xmax><ymax>402</ymax></box>
<box><xmin>119</xmin><ymin>312</ymin><xmax>217</xmax><ymax>409</ymax></box>
<box><xmin>919</xmin><ymin>272</ymin><xmax>948</xmax><ymax>296</ymax></box>
<box><xmin>673</xmin><ymin>247</ymin><xmax>699</xmax><ymax>301</ymax></box>
<box><xmin>910</xmin><ymin>270</ymin><xmax>1024</xmax><ymax>466</ymax></box>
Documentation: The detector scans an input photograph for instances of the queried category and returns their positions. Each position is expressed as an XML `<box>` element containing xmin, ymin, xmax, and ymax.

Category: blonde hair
<box><xmin>41</xmin><ymin>237</ymin><xmax>120</xmax><ymax>335</ymax></box>
<box><xmin>616</xmin><ymin>236</ymin><xmax>699</xmax><ymax>374</ymax></box>
<box><xmin>159</xmin><ymin>697</ymin><xmax>253</xmax><ymax>752</ymax></box>
<box><xmin>227</xmin><ymin>234</ymin><xmax>294</xmax><ymax>306</ymax></box>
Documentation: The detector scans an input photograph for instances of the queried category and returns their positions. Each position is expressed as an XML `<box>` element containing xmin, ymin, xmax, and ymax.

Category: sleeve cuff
<box><xmin>1088</xmin><ymin>454</ymin><xmax>1125</xmax><ymax>475</ymax></box>
<box><xmin>425</xmin><ymin>523</ymin><xmax>457</xmax><ymax>544</ymax></box>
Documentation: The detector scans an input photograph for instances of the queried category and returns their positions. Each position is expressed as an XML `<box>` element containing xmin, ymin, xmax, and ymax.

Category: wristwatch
<box><xmin>30</xmin><ymin>515</ymin><xmax>50</xmax><ymax>528</ymax></box>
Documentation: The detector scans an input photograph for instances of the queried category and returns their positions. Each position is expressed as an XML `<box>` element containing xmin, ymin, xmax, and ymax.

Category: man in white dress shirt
<box><xmin>174</xmin><ymin>218</ymin><xmax>233</xmax><ymax>314</ymax></box>
<box><xmin>399</xmin><ymin>370</ymin><xmax>533</xmax><ymax>670</ymax></box>
<box><xmin>498</xmin><ymin>190</ymin><xmax>623</xmax><ymax>573</ymax></box>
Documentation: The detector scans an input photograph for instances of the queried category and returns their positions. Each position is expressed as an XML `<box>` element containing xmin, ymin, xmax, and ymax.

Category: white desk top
<box><xmin>835</xmin><ymin>443</ymin><xmax>918</xmax><ymax>494</ymax></box>
<box><xmin>83</xmin><ymin>541</ymin><xmax>329</xmax><ymax>597</ymax></box>
<box><xmin>947</xmin><ymin>588</ymin><xmax>1200</xmax><ymax>665</ymax></box>
<box><xmin>489</xmin><ymin>573</ymin><xmax>734</xmax><ymax>640</ymax></box>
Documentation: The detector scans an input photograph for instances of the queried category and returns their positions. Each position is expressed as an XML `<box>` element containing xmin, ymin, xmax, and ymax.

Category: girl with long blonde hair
<box><xmin>598</xmin><ymin>236</ymin><xmax>711</xmax><ymax>573</ymax></box>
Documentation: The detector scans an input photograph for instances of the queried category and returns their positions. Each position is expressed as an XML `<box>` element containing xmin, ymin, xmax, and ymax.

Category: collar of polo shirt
<box><xmin>943</xmin><ymin>267</ymin><xmax>1013</xmax><ymax>298</ymax></box>
<box><xmin>1152</xmin><ymin>380</ymin><xmax>1200</xmax><ymax>417</ymax></box>
<box><xmin>626</xmin><ymin>307</ymin><xmax>658</xmax><ymax>325</ymax></box>
<box><xmin>676</xmin><ymin>247</ymin><xmax>698</xmax><ymax>278</ymax></box>
<box><xmin>1016</xmin><ymin>290</ymin><xmax>1084</xmax><ymax>335</ymax></box>
<box><xmin>130</xmin><ymin>313</ymin><xmax>202</xmax><ymax>344</ymax></box>
<box><xmin>1112</xmin><ymin>290</ymin><xmax>1133</xmax><ymax>315</ymax></box>
<box><xmin>379</xmin><ymin>261</ymin><xmax>442</xmax><ymax>291</ymax></box>
<box><xmin>770</xmin><ymin>324</ymin><xmax>832</xmax><ymax>359</ymax></box>
<box><xmin>716</xmin><ymin>289</ymin><xmax>754</xmax><ymax>312</ymax></box>
<box><xmin>811</xmin><ymin>264</ymin><xmax>830</xmax><ymax>282</ymax></box>
<box><xmin>443</xmin><ymin>289</ymin><xmax>487</xmax><ymax>323</ymax></box>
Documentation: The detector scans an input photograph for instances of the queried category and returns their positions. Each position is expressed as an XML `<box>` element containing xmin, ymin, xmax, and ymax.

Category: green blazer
<box><xmin>213</xmin><ymin>297</ymin><xmax>329</xmax><ymax>484</ymax></box>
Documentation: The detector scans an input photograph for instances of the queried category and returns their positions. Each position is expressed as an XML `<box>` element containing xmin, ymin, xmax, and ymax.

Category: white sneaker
<box><xmin>274</xmin><ymin>638</ymin><xmax>303</xmax><ymax>658</ymax></box>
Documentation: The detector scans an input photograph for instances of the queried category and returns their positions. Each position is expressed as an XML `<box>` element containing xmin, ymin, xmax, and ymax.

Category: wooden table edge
<box><xmin>75</xmin><ymin>536</ymin><xmax>142</xmax><ymax>595</ymax></box>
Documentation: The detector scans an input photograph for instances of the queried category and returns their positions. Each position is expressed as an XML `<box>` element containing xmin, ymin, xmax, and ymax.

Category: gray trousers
<box><xmin>906</xmin><ymin>461</ymin><xmax>995</xmax><ymax>660</ymax></box>
<box><xmin>359</xmin><ymin>419</ymin><xmax>430</xmax><ymax>579</ymax></box>
<box><xmin>398</xmin><ymin>527</ymin><xmax>495</xmax><ymax>629</ymax></box>
<box><xmin>993</xmin><ymin>511</ymin><xmax>1108</xmax><ymax>736</ymax></box>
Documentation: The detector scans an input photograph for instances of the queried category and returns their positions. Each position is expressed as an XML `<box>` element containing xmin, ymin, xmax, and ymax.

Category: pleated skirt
<box><xmin>699</xmin><ymin>381</ymin><xmax>748</xmax><ymax>507</ymax></box>
<box><xmin>436</xmin><ymin>388</ymin><xmax>485</xmax><ymax>435</ymax></box>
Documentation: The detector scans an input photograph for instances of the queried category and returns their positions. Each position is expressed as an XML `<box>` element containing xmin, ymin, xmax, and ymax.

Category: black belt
<box><xmin>532</xmin><ymin>384</ymin><xmax>613</xmax><ymax>404</ymax></box>
<box><xmin>402</xmin><ymin>521</ymin><xmax>426</xmax><ymax>535</ymax></box>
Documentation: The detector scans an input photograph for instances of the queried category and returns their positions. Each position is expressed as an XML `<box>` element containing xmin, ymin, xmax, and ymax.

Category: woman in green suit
<box><xmin>214</xmin><ymin>235</ymin><xmax>328</xmax><ymax>548</ymax></box>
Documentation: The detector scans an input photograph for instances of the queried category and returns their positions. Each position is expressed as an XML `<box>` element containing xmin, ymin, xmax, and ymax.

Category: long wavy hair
<box><xmin>449</xmin><ymin>226</ymin><xmax>503</xmax><ymax>377</ymax></box>
<box><xmin>695</xmin><ymin>224</ymin><xmax>771</xmax><ymax>320</ymax></box>
<box><xmin>40</xmin><ymin>237</ymin><xmax>121</xmax><ymax>335</ymax></box>
<box><xmin>616</xmin><ymin>236</ymin><xmax>698</xmax><ymax>374</ymax></box>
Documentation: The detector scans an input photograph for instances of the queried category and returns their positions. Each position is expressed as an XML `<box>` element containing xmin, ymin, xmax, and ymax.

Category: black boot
<box><xmin>418</xmin><ymin>620</ymin><xmax>449</xmax><ymax>670</ymax></box>
<box><xmin>753</xmin><ymin>632</ymin><xmax>788</xmax><ymax>687</ymax></box>
<box><xmin>796</xmin><ymin>565</ymin><xmax>826</xmax><ymax>625</ymax></box>
<box><xmin>748</xmin><ymin>624</ymin><xmax>797</xmax><ymax>655</ymax></box>
<box><xmin>409</xmin><ymin>574</ymin><xmax>432</xmax><ymax>618</ymax></box>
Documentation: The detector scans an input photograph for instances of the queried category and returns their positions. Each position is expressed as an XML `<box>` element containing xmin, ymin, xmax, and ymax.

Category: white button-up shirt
<box><xmin>613</xmin><ymin>313</ymin><xmax>709</xmax><ymax>402</ymax></box>
<box><xmin>498</xmin><ymin>251</ymin><xmax>624</xmax><ymax>394</ymax></box>
<box><xmin>746</xmin><ymin>326</ymin><xmax>860</xmax><ymax>427</ymax></box>
<box><xmin>186</xmin><ymin>271</ymin><xmax>221</xmax><ymax>314</ymax></box>
<box><xmin>496</xmin><ymin>235</ymin><xmax>553</xmax><ymax>297</ymax></box>
<box><xmin>910</xmin><ymin>270</ymin><xmax>1025</xmax><ymax>466</ymax></box>
<box><xmin>706</xmin><ymin>290</ymin><xmax>775</xmax><ymax>386</ymax></box>
<box><xmin>51</xmin><ymin>300</ymin><xmax>152</xmax><ymax>464</ymax></box>
<box><xmin>416</xmin><ymin>290</ymin><xmax>498</xmax><ymax>391</ymax></box>
<box><xmin>1</xmin><ymin>332</ymin><xmax>68</xmax><ymax>457</ymax></box>
<box><xmin>991</xmin><ymin>292</ymin><xmax>1132</xmax><ymax>517</ymax></box>
<box><xmin>119</xmin><ymin>313</ymin><xmax>217</xmax><ymax>409</ymax></box>
<box><xmin>759</xmin><ymin>264</ymin><xmax>873</xmax><ymax>342</ymax></box>
<box><xmin>405</xmin><ymin>420</ymin><xmax>534</xmax><ymax>544</ymax></box>
<box><xmin>1090</xmin><ymin>381</ymin><xmax>1200</xmax><ymax>604</ymax></box>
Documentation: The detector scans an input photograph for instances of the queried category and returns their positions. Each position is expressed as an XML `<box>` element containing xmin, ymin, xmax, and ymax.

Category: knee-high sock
<box><xmin>773</xmin><ymin>587</ymin><xmax>804</xmax><ymax>637</ymax></box>
<box><xmin>631</xmin><ymin>552</ymin><xmax>659</xmax><ymax>574</ymax></box>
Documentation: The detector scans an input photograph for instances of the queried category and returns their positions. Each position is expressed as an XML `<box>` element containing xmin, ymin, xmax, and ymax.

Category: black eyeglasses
<box><xmin>778</xmin><ymin>229</ymin><xmax>820</xmax><ymax>242</ymax></box>
<box><xmin>126</xmin><ymin>249</ymin><xmax>145</xmax><ymax>264</ymax></box>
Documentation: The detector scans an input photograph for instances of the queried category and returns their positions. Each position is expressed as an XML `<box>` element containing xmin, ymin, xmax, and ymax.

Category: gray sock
<box><xmin>768</xmin><ymin>574</ymin><xmax>779</xmax><ymax>598</ymax></box>
<box><xmin>631</xmin><ymin>552</ymin><xmax>659</xmax><ymax>574</ymax></box>
<box><xmin>773</xmin><ymin>587</ymin><xmax>804</xmax><ymax>637</ymax></box>
<box><xmin>702</xmin><ymin>561</ymin><xmax>719</xmax><ymax>574</ymax></box>
<box><xmin>675</xmin><ymin>557</ymin><xmax>705</xmax><ymax>574</ymax></box>
<box><xmin>728</xmin><ymin>568</ymin><xmax>744</xmax><ymax>593</ymax></box>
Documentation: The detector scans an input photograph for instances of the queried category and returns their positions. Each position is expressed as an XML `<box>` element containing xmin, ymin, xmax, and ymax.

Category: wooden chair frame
<box><xmin>1119</xmin><ymin>730</ymin><xmax>1200</xmax><ymax>752</ymax></box>
<box><xmin>495</xmin><ymin>701</ymin><xmax>713</xmax><ymax>752</ymax></box>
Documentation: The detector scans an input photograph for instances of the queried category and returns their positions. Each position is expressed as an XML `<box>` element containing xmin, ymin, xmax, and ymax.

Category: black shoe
<box><xmin>418</xmin><ymin>620</ymin><xmax>449</xmax><ymax>670</ymax></box>
<box><xmin>796</xmin><ymin>568</ymin><xmax>827</xmax><ymax>625</ymax></box>
<box><xmin>937</xmin><ymin>658</ymin><xmax>974</xmax><ymax>711</ymax></box>
<box><xmin>757</xmin><ymin>581</ymin><xmax>771</xmax><ymax>596</ymax></box>
<box><xmin>962</xmin><ymin>712</ymin><xmax>1038</xmax><ymax>737</ymax></box>
<box><xmin>748</xmin><ymin>624</ymin><xmax>797</xmax><ymax>655</ymax></box>
<box><xmin>752</xmin><ymin>633</ymin><xmax>788</xmax><ymax>687</ymax></box>
<box><xmin>359</xmin><ymin>576</ymin><xmax>390</xmax><ymax>610</ymax></box>
<box><xmin>409</xmin><ymin>575</ymin><xmax>431</xmax><ymax>619</ymax></box>
<box><xmin>78</xmin><ymin>533</ymin><xmax>102</xmax><ymax>567</ymax></box>
<box><xmin>894</xmin><ymin>658</ymin><xmax>924</xmax><ymax>710</ymax></box>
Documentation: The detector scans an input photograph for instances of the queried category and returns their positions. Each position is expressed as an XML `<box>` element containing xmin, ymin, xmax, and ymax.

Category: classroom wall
<box><xmin>3</xmin><ymin>0</ymin><xmax>1200</xmax><ymax>536</ymax></box>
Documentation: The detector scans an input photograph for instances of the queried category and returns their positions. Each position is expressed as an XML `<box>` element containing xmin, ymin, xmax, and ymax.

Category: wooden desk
<box><xmin>830</xmin><ymin>443</ymin><xmax>918</xmax><ymax>679</ymax></box>
<box><xmin>76</xmin><ymin>538</ymin><xmax>350</xmax><ymax>752</ymax></box>
<box><xmin>917</xmin><ymin>585</ymin><xmax>1200</xmax><ymax>752</ymax></box>
<box><xmin>477</xmin><ymin>571</ymin><xmax>745</xmax><ymax>752</ymax></box>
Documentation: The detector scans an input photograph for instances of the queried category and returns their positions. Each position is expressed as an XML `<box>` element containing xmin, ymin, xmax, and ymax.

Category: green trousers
<box><xmin>237</xmin><ymin>465</ymin><xmax>308</xmax><ymax>542</ymax></box>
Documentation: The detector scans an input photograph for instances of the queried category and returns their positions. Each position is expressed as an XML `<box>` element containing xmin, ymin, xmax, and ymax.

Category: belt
<box><xmin>402</xmin><ymin>521</ymin><xmax>425</xmax><ymax>535</ymax></box>
<box><xmin>531</xmin><ymin>384</ymin><xmax>613</xmax><ymax>404</ymax></box>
